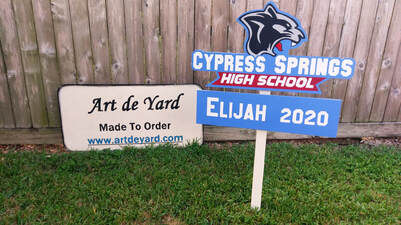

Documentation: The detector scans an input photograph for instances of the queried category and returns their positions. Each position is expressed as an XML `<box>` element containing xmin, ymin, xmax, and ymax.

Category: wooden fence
<box><xmin>0</xmin><ymin>0</ymin><xmax>400</xmax><ymax>143</ymax></box>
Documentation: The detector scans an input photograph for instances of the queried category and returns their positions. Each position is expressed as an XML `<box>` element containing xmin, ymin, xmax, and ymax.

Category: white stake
<box><xmin>251</xmin><ymin>91</ymin><xmax>270</xmax><ymax>210</ymax></box>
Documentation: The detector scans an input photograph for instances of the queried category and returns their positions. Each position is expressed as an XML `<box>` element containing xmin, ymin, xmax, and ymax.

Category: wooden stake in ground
<box><xmin>251</xmin><ymin>91</ymin><xmax>270</xmax><ymax>210</ymax></box>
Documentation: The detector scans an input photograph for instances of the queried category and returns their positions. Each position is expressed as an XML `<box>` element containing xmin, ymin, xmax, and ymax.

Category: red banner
<box><xmin>211</xmin><ymin>72</ymin><xmax>326</xmax><ymax>92</ymax></box>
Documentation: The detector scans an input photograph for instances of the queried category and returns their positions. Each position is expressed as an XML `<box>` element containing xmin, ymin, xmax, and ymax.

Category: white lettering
<box><xmin>206</xmin><ymin>97</ymin><xmax>218</xmax><ymax>117</ymax></box>
<box><xmin>267</xmin><ymin>76</ymin><xmax>276</xmax><ymax>86</ymax></box>
<box><xmin>245</xmin><ymin>56</ymin><xmax>254</xmax><ymax>72</ymax></box>
<box><xmin>274</xmin><ymin>55</ymin><xmax>286</xmax><ymax>74</ymax></box>
<box><xmin>220</xmin><ymin>101</ymin><xmax>227</xmax><ymax>118</ymax></box>
<box><xmin>234</xmin><ymin>55</ymin><xmax>244</xmax><ymax>72</ymax></box>
<box><xmin>243</xmin><ymin>104</ymin><xmax>254</xmax><ymax>120</ymax></box>
<box><xmin>233</xmin><ymin>103</ymin><xmax>243</xmax><ymax>119</ymax></box>
<box><xmin>341</xmin><ymin>59</ymin><xmax>354</xmax><ymax>77</ymax></box>
<box><xmin>316</xmin><ymin>58</ymin><xmax>328</xmax><ymax>76</ymax></box>
<box><xmin>298</xmin><ymin>58</ymin><xmax>309</xmax><ymax>75</ymax></box>
<box><xmin>257</xmin><ymin>76</ymin><xmax>267</xmax><ymax>86</ymax></box>
<box><xmin>286</xmin><ymin>77</ymin><xmax>297</xmax><ymax>87</ymax></box>
<box><xmin>255</xmin><ymin>56</ymin><xmax>266</xmax><ymax>72</ymax></box>
<box><xmin>220</xmin><ymin>73</ymin><xmax>232</xmax><ymax>84</ymax></box>
<box><xmin>224</xmin><ymin>55</ymin><xmax>234</xmax><ymax>71</ymax></box>
<box><xmin>295</xmin><ymin>77</ymin><xmax>307</xmax><ymax>88</ymax></box>
<box><xmin>192</xmin><ymin>52</ymin><xmax>203</xmax><ymax>70</ymax></box>
<box><xmin>328</xmin><ymin>59</ymin><xmax>340</xmax><ymax>76</ymax></box>
<box><xmin>255</xmin><ymin>104</ymin><xmax>267</xmax><ymax>121</ymax></box>
<box><xmin>204</xmin><ymin>54</ymin><xmax>214</xmax><ymax>70</ymax></box>
<box><xmin>286</xmin><ymin>57</ymin><xmax>298</xmax><ymax>74</ymax></box>
<box><xmin>275</xmin><ymin>76</ymin><xmax>286</xmax><ymax>86</ymax></box>
<box><xmin>214</xmin><ymin>54</ymin><xmax>224</xmax><ymax>70</ymax></box>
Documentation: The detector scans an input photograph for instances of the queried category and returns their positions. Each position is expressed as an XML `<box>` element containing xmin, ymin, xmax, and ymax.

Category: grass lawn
<box><xmin>1</xmin><ymin>143</ymin><xmax>400</xmax><ymax>224</ymax></box>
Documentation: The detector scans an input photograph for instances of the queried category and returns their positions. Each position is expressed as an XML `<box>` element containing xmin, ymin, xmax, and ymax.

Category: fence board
<box><xmin>383</xmin><ymin>45</ymin><xmax>401</xmax><ymax>121</ymax></box>
<box><xmin>160</xmin><ymin>0</ymin><xmax>177</xmax><ymax>84</ymax></box>
<box><xmin>279</xmin><ymin>0</ymin><xmax>297</xmax><ymax>15</ymax></box>
<box><xmin>341</xmin><ymin>0</ymin><xmax>379</xmax><ymax>122</ymax></box>
<box><xmin>228</xmin><ymin>0</ymin><xmax>246</xmax><ymax>93</ymax></box>
<box><xmin>0</xmin><ymin>44</ymin><xmax>15</xmax><ymax>128</ymax></box>
<box><xmin>332</xmin><ymin>0</ymin><xmax>363</xmax><ymax>101</ymax></box>
<box><xmin>194</xmin><ymin>0</ymin><xmax>212</xmax><ymax>88</ymax></box>
<box><xmin>370</xmin><ymin>0</ymin><xmax>401</xmax><ymax>122</ymax></box>
<box><xmin>106</xmin><ymin>0</ymin><xmax>128</xmax><ymax>84</ymax></box>
<box><xmin>301</xmin><ymin>0</ymin><xmax>330</xmax><ymax>98</ymax></box>
<box><xmin>275</xmin><ymin>0</ymin><xmax>298</xmax><ymax>96</ymax></box>
<box><xmin>211</xmin><ymin>0</ymin><xmax>229</xmax><ymax>91</ymax></box>
<box><xmin>177</xmin><ymin>0</ymin><xmax>194</xmax><ymax>84</ymax></box>
<box><xmin>356</xmin><ymin>0</ymin><xmax>395</xmax><ymax>122</ymax></box>
<box><xmin>88</xmin><ymin>0</ymin><xmax>111</xmax><ymax>84</ymax></box>
<box><xmin>69</xmin><ymin>0</ymin><xmax>94</xmax><ymax>84</ymax></box>
<box><xmin>307</xmin><ymin>0</ymin><xmax>329</xmax><ymax>57</ymax></box>
<box><xmin>0</xmin><ymin>128</ymin><xmax>63</xmax><ymax>144</ymax></box>
<box><xmin>242</xmin><ymin>0</ymin><xmax>264</xmax><ymax>93</ymax></box>
<box><xmin>247</xmin><ymin>0</ymin><xmax>264</xmax><ymax>10</ymax></box>
<box><xmin>398</xmin><ymin>98</ymin><xmax>401</xmax><ymax>122</ymax></box>
<box><xmin>320</xmin><ymin>0</ymin><xmax>346</xmax><ymax>98</ymax></box>
<box><xmin>12</xmin><ymin>0</ymin><xmax>48</xmax><ymax>128</ymax></box>
<box><xmin>125</xmin><ymin>0</ymin><xmax>145</xmax><ymax>84</ymax></box>
<box><xmin>0</xmin><ymin>0</ymin><xmax>31</xmax><ymax>128</ymax></box>
<box><xmin>50</xmin><ymin>0</ymin><xmax>77</xmax><ymax>84</ymax></box>
<box><xmin>284</xmin><ymin>0</ymin><xmax>313</xmax><ymax>96</ymax></box>
<box><xmin>292</xmin><ymin>0</ymin><xmax>314</xmax><ymax>57</ymax></box>
<box><xmin>143</xmin><ymin>0</ymin><xmax>161</xmax><ymax>84</ymax></box>
<box><xmin>265</xmin><ymin>0</ymin><xmax>280</xmax><ymax>6</ymax></box>
<box><xmin>211</xmin><ymin>0</ymin><xmax>229</xmax><ymax>53</ymax></box>
<box><xmin>32</xmin><ymin>0</ymin><xmax>61</xmax><ymax>127</ymax></box>
<box><xmin>228</xmin><ymin>0</ymin><xmax>246</xmax><ymax>53</ymax></box>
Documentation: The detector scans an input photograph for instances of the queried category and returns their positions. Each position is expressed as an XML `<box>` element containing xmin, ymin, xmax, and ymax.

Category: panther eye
<box><xmin>285</xmin><ymin>23</ymin><xmax>291</xmax><ymax>29</ymax></box>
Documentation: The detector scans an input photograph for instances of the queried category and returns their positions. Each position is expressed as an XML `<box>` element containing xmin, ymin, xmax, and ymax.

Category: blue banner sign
<box><xmin>191</xmin><ymin>2</ymin><xmax>355</xmax><ymax>94</ymax></box>
<box><xmin>196</xmin><ymin>90</ymin><xmax>342</xmax><ymax>137</ymax></box>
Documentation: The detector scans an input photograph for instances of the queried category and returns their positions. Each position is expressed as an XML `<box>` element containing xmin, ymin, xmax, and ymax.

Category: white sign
<box><xmin>59</xmin><ymin>85</ymin><xmax>203</xmax><ymax>151</ymax></box>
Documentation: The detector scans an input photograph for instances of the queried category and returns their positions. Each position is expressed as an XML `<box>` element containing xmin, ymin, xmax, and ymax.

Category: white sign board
<box><xmin>59</xmin><ymin>85</ymin><xmax>203</xmax><ymax>151</ymax></box>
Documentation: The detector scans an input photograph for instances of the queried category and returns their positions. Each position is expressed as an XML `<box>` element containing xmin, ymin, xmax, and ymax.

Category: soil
<box><xmin>1</xmin><ymin>137</ymin><xmax>400</xmax><ymax>153</ymax></box>
<box><xmin>0</xmin><ymin>144</ymin><xmax>67</xmax><ymax>154</ymax></box>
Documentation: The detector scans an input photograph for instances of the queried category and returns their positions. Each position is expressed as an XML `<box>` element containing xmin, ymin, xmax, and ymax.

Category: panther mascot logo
<box><xmin>238</xmin><ymin>2</ymin><xmax>306</xmax><ymax>57</ymax></box>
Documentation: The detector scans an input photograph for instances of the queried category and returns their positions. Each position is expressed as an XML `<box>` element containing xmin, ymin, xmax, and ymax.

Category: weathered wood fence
<box><xmin>0</xmin><ymin>0</ymin><xmax>400</xmax><ymax>143</ymax></box>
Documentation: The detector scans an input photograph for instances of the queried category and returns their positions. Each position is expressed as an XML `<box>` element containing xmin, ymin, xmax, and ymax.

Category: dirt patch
<box><xmin>1</xmin><ymin>137</ymin><xmax>400</xmax><ymax>154</ymax></box>
<box><xmin>208</xmin><ymin>137</ymin><xmax>401</xmax><ymax>149</ymax></box>
<box><xmin>360</xmin><ymin>136</ymin><xmax>401</xmax><ymax>148</ymax></box>
<box><xmin>208</xmin><ymin>138</ymin><xmax>362</xmax><ymax>150</ymax></box>
<box><xmin>162</xmin><ymin>215</ymin><xmax>183</xmax><ymax>225</ymax></box>
<box><xmin>0</xmin><ymin>144</ymin><xmax>67</xmax><ymax>154</ymax></box>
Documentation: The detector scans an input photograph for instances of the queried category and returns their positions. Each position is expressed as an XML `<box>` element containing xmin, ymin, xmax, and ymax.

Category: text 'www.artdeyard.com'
<box><xmin>87</xmin><ymin>134</ymin><xmax>184</xmax><ymax>146</ymax></box>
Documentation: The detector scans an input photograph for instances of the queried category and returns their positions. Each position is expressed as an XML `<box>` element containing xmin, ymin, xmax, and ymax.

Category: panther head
<box><xmin>239</xmin><ymin>3</ymin><xmax>306</xmax><ymax>56</ymax></box>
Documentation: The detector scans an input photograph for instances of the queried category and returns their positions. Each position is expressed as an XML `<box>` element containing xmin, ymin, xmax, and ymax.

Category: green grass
<box><xmin>1</xmin><ymin>143</ymin><xmax>400</xmax><ymax>224</ymax></box>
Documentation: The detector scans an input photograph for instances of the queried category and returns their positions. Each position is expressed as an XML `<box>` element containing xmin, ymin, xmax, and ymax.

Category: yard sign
<box><xmin>192</xmin><ymin>2</ymin><xmax>355</xmax><ymax>209</ymax></box>
<box><xmin>59</xmin><ymin>85</ymin><xmax>202</xmax><ymax>151</ymax></box>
